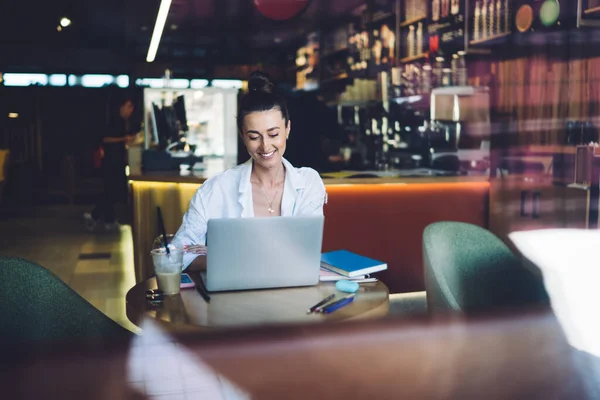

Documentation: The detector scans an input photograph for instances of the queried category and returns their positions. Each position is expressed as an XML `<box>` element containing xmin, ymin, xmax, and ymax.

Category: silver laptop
<box><xmin>205</xmin><ymin>216</ymin><xmax>324</xmax><ymax>292</ymax></box>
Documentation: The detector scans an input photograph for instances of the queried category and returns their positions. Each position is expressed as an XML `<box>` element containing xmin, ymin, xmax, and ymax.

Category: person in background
<box><xmin>173</xmin><ymin>71</ymin><xmax>327</xmax><ymax>270</ymax></box>
<box><xmin>84</xmin><ymin>96</ymin><xmax>139</xmax><ymax>232</ymax></box>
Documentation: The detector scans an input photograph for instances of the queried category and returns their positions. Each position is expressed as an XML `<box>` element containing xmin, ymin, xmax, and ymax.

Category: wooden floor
<box><xmin>0</xmin><ymin>204</ymin><xmax>139</xmax><ymax>333</ymax></box>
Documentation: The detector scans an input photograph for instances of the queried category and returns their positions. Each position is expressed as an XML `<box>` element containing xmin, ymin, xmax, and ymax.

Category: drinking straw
<box><xmin>156</xmin><ymin>206</ymin><xmax>170</xmax><ymax>255</ymax></box>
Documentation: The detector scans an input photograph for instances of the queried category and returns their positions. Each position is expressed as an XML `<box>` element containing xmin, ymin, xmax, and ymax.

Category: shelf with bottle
<box><xmin>346</xmin><ymin>27</ymin><xmax>371</xmax><ymax>75</ymax></box>
<box><xmin>400</xmin><ymin>53</ymin><xmax>428</xmax><ymax>63</ymax></box>
<box><xmin>403</xmin><ymin>0</ymin><xmax>428</xmax><ymax>26</ymax></box>
<box><xmin>584</xmin><ymin>5</ymin><xmax>600</xmax><ymax>14</ymax></box>
<box><xmin>399</xmin><ymin>15</ymin><xmax>427</xmax><ymax>28</ymax></box>
<box><xmin>580</xmin><ymin>4</ymin><xmax>600</xmax><ymax>26</ymax></box>
<box><xmin>400</xmin><ymin>20</ymin><xmax>427</xmax><ymax>61</ymax></box>
<box><xmin>392</xmin><ymin>60</ymin><xmax>431</xmax><ymax>98</ymax></box>
<box><xmin>469</xmin><ymin>31</ymin><xmax>511</xmax><ymax>46</ymax></box>
<box><xmin>397</xmin><ymin>51</ymin><xmax>469</xmax><ymax>97</ymax></box>
<box><xmin>470</xmin><ymin>0</ymin><xmax>511</xmax><ymax>47</ymax></box>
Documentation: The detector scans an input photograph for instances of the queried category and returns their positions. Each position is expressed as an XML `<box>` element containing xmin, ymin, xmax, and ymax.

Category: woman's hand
<box><xmin>126</xmin><ymin>133</ymin><xmax>144</xmax><ymax>146</ymax></box>
<box><xmin>184</xmin><ymin>244</ymin><xmax>207</xmax><ymax>255</ymax></box>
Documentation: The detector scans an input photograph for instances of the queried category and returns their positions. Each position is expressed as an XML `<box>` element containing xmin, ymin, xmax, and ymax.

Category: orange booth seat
<box><xmin>322</xmin><ymin>182</ymin><xmax>490</xmax><ymax>294</ymax></box>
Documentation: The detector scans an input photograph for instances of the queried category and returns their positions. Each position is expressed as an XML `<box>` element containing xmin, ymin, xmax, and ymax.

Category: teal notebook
<box><xmin>320</xmin><ymin>250</ymin><xmax>387</xmax><ymax>277</ymax></box>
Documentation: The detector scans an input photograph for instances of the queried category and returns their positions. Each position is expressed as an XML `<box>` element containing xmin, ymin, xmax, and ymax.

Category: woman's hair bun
<box><xmin>248</xmin><ymin>71</ymin><xmax>276</xmax><ymax>94</ymax></box>
<box><xmin>237</xmin><ymin>70</ymin><xmax>289</xmax><ymax>131</ymax></box>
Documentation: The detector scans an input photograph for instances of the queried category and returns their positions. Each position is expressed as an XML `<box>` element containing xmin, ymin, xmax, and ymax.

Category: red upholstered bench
<box><xmin>322</xmin><ymin>181</ymin><xmax>490</xmax><ymax>294</ymax></box>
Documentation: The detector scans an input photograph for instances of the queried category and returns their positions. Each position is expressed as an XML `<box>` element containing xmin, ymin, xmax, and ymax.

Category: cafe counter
<box><xmin>129</xmin><ymin>168</ymin><xmax>490</xmax><ymax>294</ymax></box>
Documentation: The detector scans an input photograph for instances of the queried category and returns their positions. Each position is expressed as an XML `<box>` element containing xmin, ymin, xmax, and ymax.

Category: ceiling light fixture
<box><xmin>8</xmin><ymin>113</ymin><xmax>19</xmax><ymax>119</ymax></box>
<box><xmin>60</xmin><ymin>17</ymin><xmax>71</xmax><ymax>27</ymax></box>
<box><xmin>146</xmin><ymin>0</ymin><xmax>172</xmax><ymax>63</ymax></box>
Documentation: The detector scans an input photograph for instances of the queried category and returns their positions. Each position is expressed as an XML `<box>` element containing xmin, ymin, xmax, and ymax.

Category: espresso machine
<box><xmin>427</xmin><ymin>86</ymin><xmax>491</xmax><ymax>172</ymax></box>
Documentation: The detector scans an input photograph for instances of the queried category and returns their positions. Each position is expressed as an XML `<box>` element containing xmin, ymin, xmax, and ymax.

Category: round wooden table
<box><xmin>126</xmin><ymin>271</ymin><xmax>389</xmax><ymax>331</ymax></box>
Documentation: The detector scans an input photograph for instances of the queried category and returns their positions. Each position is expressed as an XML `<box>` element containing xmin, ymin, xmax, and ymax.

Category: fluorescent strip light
<box><xmin>81</xmin><ymin>74</ymin><xmax>115</xmax><ymax>88</ymax></box>
<box><xmin>135</xmin><ymin>78</ymin><xmax>166</xmax><ymax>88</ymax></box>
<box><xmin>146</xmin><ymin>0</ymin><xmax>172</xmax><ymax>62</ymax></box>
<box><xmin>49</xmin><ymin>74</ymin><xmax>67</xmax><ymax>86</ymax></box>
<box><xmin>3</xmin><ymin>73</ymin><xmax>48</xmax><ymax>87</ymax></box>
<box><xmin>135</xmin><ymin>78</ymin><xmax>189</xmax><ymax>88</ymax></box>
<box><xmin>169</xmin><ymin>79</ymin><xmax>189</xmax><ymax>89</ymax></box>
<box><xmin>190</xmin><ymin>79</ymin><xmax>209</xmax><ymax>89</ymax></box>
<box><xmin>116</xmin><ymin>75</ymin><xmax>130</xmax><ymax>88</ymax></box>
<box><xmin>211</xmin><ymin>79</ymin><xmax>243</xmax><ymax>89</ymax></box>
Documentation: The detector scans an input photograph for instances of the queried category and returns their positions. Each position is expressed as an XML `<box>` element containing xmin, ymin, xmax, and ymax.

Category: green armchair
<box><xmin>0</xmin><ymin>256</ymin><xmax>132</xmax><ymax>343</ymax></box>
<box><xmin>423</xmin><ymin>222</ymin><xmax>549</xmax><ymax>313</ymax></box>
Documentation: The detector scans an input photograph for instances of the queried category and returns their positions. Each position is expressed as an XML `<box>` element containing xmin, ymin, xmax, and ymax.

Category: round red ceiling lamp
<box><xmin>253</xmin><ymin>0</ymin><xmax>310</xmax><ymax>21</ymax></box>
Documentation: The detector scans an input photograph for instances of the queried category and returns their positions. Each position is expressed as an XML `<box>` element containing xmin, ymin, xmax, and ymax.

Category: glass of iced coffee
<box><xmin>150</xmin><ymin>248</ymin><xmax>184</xmax><ymax>295</ymax></box>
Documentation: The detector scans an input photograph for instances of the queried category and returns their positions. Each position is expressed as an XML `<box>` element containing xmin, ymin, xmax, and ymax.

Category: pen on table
<box><xmin>196</xmin><ymin>276</ymin><xmax>211</xmax><ymax>303</ymax></box>
<box><xmin>307</xmin><ymin>294</ymin><xmax>336</xmax><ymax>314</ymax></box>
<box><xmin>314</xmin><ymin>293</ymin><xmax>355</xmax><ymax>313</ymax></box>
<box><xmin>319</xmin><ymin>294</ymin><xmax>355</xmax><ymax>314</ymax></box>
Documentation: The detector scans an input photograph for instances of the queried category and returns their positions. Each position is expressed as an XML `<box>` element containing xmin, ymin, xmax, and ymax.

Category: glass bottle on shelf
<box><xmin>434</xmin><ymin>57</ymin><xmax>444</xmax><ymax>88</ymax></box>
<box><xmin>442</xmin><ymin>68</ymin><xmax>452</xmax><ymax>87</ymax></box>
<box><xmin>482</xmin><ymin>0</ymin><xmax>488</xmax><ymax>38</ymax></box>
<box><xmin>442</xmin><ymin>0</ymin><xmax>450</xmax><ymax>18</ymax></box>
<box><xmin>406</xmin><ymin>27</ymin><xmax>412</xmax><ymax>58</ymax></box>
<box><xmin>451</xmin><ymin>0</ymin><xmax>460</xmax><ymax>15</ymax></box>
<box><xmin>474</xmin><ymin>1</ymin><xmax>481</xmax><ymax>41</ymax></box>
<box><xmin>504</xmin><ymin>0</ymin><xmax>509</xmax><ymax>33</ymax></box>
<box><xmin>488</xmin><ymin>0</ymin><xmax>498</xmax><ymax>37</ymax></box>
<box><xmin>451</xmin><ymin>54</ymin><xmax>459</xmax><ymax>87</ymax></box>
<box><xmin>416</xmin><ymin>23</ymin><xmax>423</xmax><ymax>55</ymax></box>
<box><xmin>432</xmin><ymin>0</ymin><xmax>440</xmax><ymax>21</ymax></box>
<box><xmin>411</xmin><ymin>64</ymin><xmax>422</xmax><ymax>95</ymax></box>
<box><xmin>422</xmin><ymin>61</ymin><xmax>432</xmax><ymax>94</ymax></box>
<box><xmin>406</xmin><ymin>0</ymin><xmax>414</xmax><ymax>20</ymax></box>
<box><xmin>408</xmin><ymin>25</ymin><xmax>416</xmax><ymax>58</ymax></box>
<box><xmin>456</xmin><ymin>51</ymin><xmax>467</xmax><ymax>86</ymax></box>
<box><xmin>488</xmin><ymin>0</ymin><xmax>495</xmax><ymax>37</ymax></box>
<box><xmin>496</xmin><ymin>0</ymin><xmax>502</xmax><ymax>35</ymax></box>
<box><xmin>404</xmin><ymin>64</ymin><xmax>415</xmax><ymax>95</ymax></box>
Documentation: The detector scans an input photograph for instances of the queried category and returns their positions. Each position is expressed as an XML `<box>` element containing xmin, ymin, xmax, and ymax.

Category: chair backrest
<box><xmin>423</xmin><ymin>222</ymin><xmax>549</xmax><ymax>313</ymax></box>
<box><xmin>0</xmin><ymin>256</ymin><xmax>132</xmax><ymax>343</ymax></box>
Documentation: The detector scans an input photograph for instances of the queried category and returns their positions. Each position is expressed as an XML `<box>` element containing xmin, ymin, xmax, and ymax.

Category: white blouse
<box><xmin>173</xmin><ymin>157</ymin><xmax>327</xmax><ymax>269</ymax></box>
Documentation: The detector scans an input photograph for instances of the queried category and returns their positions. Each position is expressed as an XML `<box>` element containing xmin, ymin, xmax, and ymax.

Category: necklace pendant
<box><xmin>268</xmin><ymin>208</ymin><xmax>274</xmax><ymax>214</ymax></box>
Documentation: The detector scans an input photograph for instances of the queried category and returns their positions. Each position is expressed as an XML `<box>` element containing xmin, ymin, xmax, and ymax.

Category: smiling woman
<box><xmin>172</xmin><ymin>71</ymin><xmax>327</xmax><ymax>271</ymax></box>
<box><xmin>239</xmin><ymin>73</ymin><xmax>293</xmax><ymax>216</ymax></box>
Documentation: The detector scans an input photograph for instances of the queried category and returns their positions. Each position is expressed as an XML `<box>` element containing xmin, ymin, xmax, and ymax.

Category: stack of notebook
<box><xmin>319</xmin><ymin>250</ymin><xmax>387</xmax><ymax>282</ymax></box>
